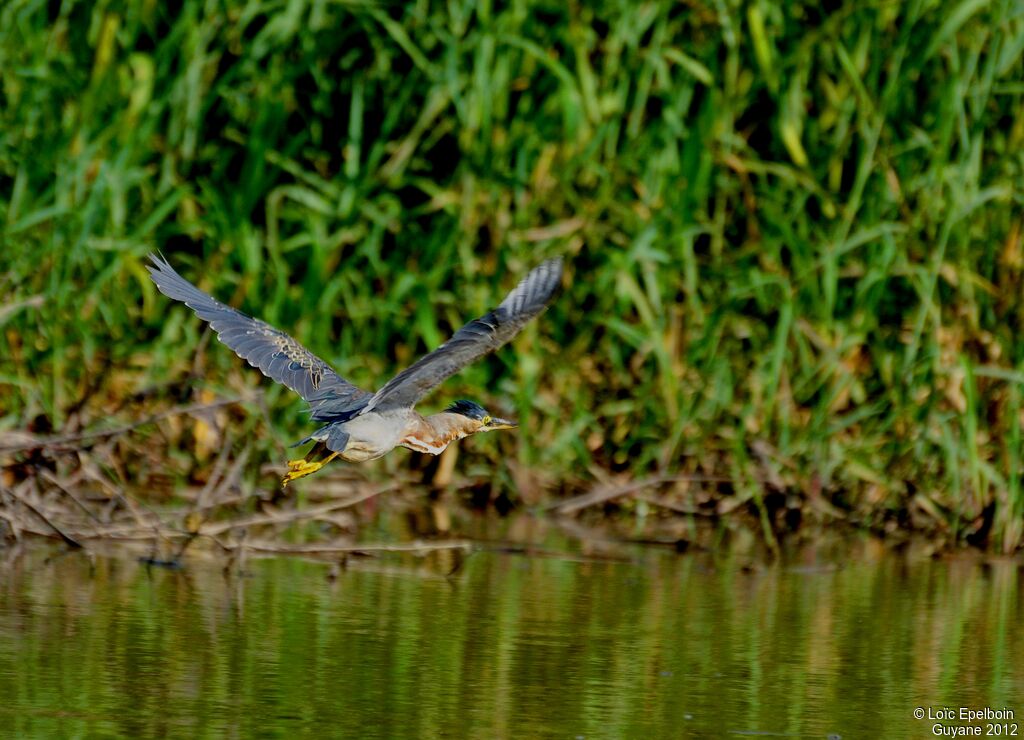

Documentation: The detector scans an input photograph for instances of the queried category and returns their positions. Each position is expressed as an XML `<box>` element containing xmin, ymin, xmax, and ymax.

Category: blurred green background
<box><xmin>2</xmin><ymin>0</ymin><xmax>1024</xmax><ymax>549</ymax></box>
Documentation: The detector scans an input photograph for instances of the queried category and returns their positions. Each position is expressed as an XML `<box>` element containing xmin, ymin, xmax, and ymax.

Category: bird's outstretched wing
<box><xmin>147</xmin><ymin>254</ymin><xmax>371</xmax><ymax>418</ymax></box>
<box><xmin>363</xmin><ymin>258</ymin><xmax>563</xmax><ymax>413</ymax></box>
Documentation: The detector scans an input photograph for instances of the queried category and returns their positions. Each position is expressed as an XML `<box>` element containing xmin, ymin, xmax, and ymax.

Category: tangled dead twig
<box><xmin>545</xmin><ymin>473</ymin><xmax>730</xmax><ymax>515</ymax></box>
<box><xmin>1</xmin><ymin>483</ymin><xmax>82</xmax><ymax>548</ymax></box>
<box><xmin>0</xmin><ymin>397</ymin><xmax>245</xmax><ymax>453</ymax></box>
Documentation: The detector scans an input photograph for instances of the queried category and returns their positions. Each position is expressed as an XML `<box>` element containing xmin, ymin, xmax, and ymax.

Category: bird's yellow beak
<box><xmin>486</xmin><ymin>416</ymin><xmax>518</xmax><ymax>430</ymax></box>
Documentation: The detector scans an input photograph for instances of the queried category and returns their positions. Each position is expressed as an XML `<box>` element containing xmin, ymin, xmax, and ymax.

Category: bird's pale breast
<box><xmin>333</xmin><ymin>409</ymin><xmax>413</xmax><ymax>461</ymax></box>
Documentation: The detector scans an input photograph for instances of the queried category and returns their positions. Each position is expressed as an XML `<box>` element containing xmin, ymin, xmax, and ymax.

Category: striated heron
<box><xmin>147</xmin><ymin>255</ymin><xmax>563</xmax><ymax>485</ymax></box>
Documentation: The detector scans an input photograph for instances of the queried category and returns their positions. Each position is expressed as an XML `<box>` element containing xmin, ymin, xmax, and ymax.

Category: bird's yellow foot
<box><xmin>282</xmin><ymin>459</ymin><xmax>321</xmax><ymax>487</ymax></box>
<box><xmin>281</xmin><ymin>452</ymin><xmax>339</xmax><ymax>487</ymax></box>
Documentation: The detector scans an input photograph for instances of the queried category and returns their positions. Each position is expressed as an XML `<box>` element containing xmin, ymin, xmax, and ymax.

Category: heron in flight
<box><xmin>147</xmin><ymin>255</ymin><xmax>563</xmax><ymax>485</ymax></box>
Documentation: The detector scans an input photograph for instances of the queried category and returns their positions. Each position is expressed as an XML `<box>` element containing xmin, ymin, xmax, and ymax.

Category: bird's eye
<box><xmin>482</xmin><ymin>415</ymin><xmax>492</xmax><ymax>425</ymax></box>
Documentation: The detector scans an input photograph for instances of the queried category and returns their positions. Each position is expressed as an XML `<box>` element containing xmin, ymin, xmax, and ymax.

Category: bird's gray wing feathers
<box><xmin>364</xmin><ymin>258</ymin><xmax>563</xmax><ymax>412</ymax></box>
<box><xmin>146</xmin><ymin>254</ymin><xmax>371</xmax><ymax>416</ymax></box>
<box><xmin>325</xmin><ymin>426</ymin><xmax>350</xmax><ymax>453</ymax></box>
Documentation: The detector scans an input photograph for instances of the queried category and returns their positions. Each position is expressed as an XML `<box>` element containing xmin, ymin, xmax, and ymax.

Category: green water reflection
<box><xmin>0</xmin><ymin>547</ymin><xmax>1021</xmax><ymax>738</ymax></box>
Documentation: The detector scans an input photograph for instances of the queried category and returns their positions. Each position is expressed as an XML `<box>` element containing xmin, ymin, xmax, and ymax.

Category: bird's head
<box><xmin>445</xmin><ymin>399</ymin><xmax>518</xmax><ymax>435</ymax></box>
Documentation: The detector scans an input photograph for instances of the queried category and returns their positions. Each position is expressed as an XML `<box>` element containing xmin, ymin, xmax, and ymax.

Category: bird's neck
<box><xmin>400</xmin><ymin>412</ymin><xmax>474</xmax><ymax>455</ymax></box>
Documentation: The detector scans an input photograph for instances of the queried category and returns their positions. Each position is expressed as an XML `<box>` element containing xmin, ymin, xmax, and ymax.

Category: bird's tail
<box><xmin>289</xmin><ymin>433</ymin><xmax>317</xmax><ymax>448</ymax></box>
<box><xmin>289</xmin><ymin>422</ymin><xmax>335</xmax><ymax>447</ymax></box>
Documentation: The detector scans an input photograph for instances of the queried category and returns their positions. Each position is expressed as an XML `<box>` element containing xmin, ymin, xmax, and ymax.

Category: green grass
<box><xmin>2</xmin><ymin>0</ymin><xmax>1023</xmax><ymax>550</ymax></box>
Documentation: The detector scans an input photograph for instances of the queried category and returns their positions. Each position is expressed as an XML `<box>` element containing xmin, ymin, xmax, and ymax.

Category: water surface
<box><xmin>0</xmin><ymin>544</ymin><xmax>1021</xmax><ymax>738</ymax></box>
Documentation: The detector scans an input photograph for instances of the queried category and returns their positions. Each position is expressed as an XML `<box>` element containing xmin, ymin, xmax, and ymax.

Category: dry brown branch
<box><xmin>477</xmin><ymin>540</ymin><xmax>636</xmax><ymax>563</ymax></box>
<box><xmin>190</xmin><ymin>492</ymin><xmax>254</xmax><ymax>514</ymax></box>
<box><xmin>547</xmin><ymin>473</ymin><xmax>730</xmax><ymax>515</ymax></box>
<box><xmin>0</xmin><ymin>503</ymin><xmax>22</xmax><ymax>540</ymax></box>
<box><xmin>632</xmin><ymin>492</ymin><xmax>718</xmax><ymax>517</ymax></box>
<box><xmin>0</xmin><ymin>294</ymin><xmax>44</xmax><ymax>323</ymax></box>
<box><xmin>199</xmin><ymin>484</ymin><xmax>396</xmax><ymax>536</ymax></box>
<box><xmin>77</xmin><ymin>452</ymin><xmax>156</xmax><ymax>531</ymax></box>
<box><xmin>1</xmin><ymin>485</ymin><xmax>82</xmax><ymax>548</ymax></box>
<box><xmin>190</xmin><ymin>435</ymin><xmax>250</xmax><ymax>521</ymax></box>
<box><xmin>38</xmin><ymin>470</ymin><xmax>105</xmax><ymax>526</ymax></box>
<box><xmin>0</xmin><ymin>397</ymin><xmax>245</xmax><ymax>453</ymax></box>
<box><xmin>212</xmin><ymin>538</ymin><xmax>473</xmax><ymax>555</ymax></box>
<box><xmin>509</xmin><ymin>217</ymin><xmax>585</xmax><ymax>243</ymax></box>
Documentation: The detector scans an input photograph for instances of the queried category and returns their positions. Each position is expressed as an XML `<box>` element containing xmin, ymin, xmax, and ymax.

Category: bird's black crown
<box><xmin>446</xmin><ymin>399</ymin><xmax>488</xmax><ymax>419</ymax></box>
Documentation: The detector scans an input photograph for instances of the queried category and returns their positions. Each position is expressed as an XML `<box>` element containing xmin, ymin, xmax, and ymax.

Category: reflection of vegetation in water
<box><xmin>0</xmin><ymin>550</ymin><xmax>1020</xmax><ymax>737</ymax></box>
<box><xmin>2</xmin><ymin>1</ymin><xmax>1024</xmax><ymax>548</ymax></box>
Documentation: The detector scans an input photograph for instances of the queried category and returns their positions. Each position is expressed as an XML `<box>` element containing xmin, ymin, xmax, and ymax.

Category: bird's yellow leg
<box><xmin>282</xmin><ymin>451</ymin><xmax>339</xmax><ymax>487</ymax></box>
